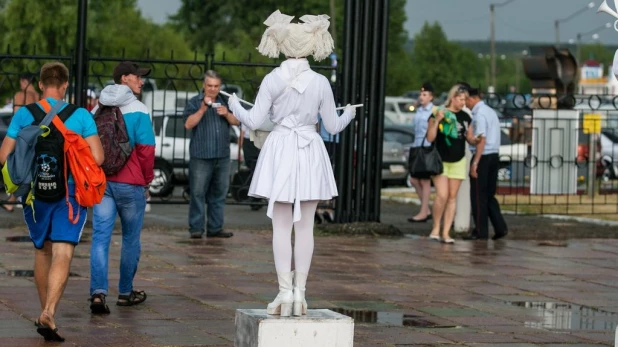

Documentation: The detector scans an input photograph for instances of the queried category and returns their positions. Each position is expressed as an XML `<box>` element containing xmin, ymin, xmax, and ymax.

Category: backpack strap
<box><xmin>26</xmin><ymin>103</ymin><xmax>47</xmax><ymax>124</ymax></box>
<box><xmin>57</xmin><ymin>104</ymin><xmax>78</xmax><ymax>122</ymax></box>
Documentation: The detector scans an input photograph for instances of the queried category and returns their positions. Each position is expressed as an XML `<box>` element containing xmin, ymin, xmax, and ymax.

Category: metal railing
<box><xmin>484</xmin><ymin>92</ymin><xmax>618</xmax><ymax>215</ymax></box>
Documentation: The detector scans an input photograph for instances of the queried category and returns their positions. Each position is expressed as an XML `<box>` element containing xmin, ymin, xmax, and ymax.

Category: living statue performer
<box><xmin>227</xmin><ymin>10</ymin><xmax>356</xmax><ymax>316</ymax></box>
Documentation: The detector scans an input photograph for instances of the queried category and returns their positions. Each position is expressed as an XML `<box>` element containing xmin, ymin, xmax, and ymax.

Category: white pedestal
<box><xmin>235</xmin><ymin>309</ymin><xmax>354</xmax><ymax>347</ymax></box>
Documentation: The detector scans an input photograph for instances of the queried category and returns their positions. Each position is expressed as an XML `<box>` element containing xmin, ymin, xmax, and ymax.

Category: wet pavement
<box><xmin>0</xmin><ymin>201</ymin><xmax>617</xmax><ymax>346</ymax></box>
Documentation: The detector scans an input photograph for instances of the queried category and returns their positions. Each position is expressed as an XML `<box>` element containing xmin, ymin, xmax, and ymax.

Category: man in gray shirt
<box><xmin>183</xmin><ymin>70</ymin><xmax>240</xmax><ymax>239</ymax></box>
<box><xmin>465</xmin><ymin>87</ymin><xmax>508</xmax><ymax>240</ymax></box>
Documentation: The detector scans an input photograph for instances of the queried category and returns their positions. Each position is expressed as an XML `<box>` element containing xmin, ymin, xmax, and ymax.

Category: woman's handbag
<box><xmin>409</xmin><ymin>138</ymin><xmax>443</xmax><ymax>177</ymax></box>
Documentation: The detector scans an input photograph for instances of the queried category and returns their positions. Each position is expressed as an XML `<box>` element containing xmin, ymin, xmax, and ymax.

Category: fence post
<box><xmin>74</xmin><ymin>0</ymin><xmax>88</xmax><ymax>107</ymax></box>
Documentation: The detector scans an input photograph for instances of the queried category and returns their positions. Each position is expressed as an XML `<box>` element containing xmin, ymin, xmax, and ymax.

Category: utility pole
<box><xmin>490</xmin><ymin>0</ymin><xmax>516</xmax><ymax>92</ymax></box>
<box><xmin>490</xmin><ymin>3</ymin><xmax>496</xmax><ymax>91</ymax></box>
<box><xmin>330</xmin><ymin>0</ymin><xmax>336</xmax><ymax>43</ymax></box>
<box><xmin>555</xmin><ymin>20</ymin><xmax>560</xmax><ymax>47</ymax></box>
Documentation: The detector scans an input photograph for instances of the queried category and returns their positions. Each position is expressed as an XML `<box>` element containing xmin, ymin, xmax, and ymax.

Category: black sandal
<box><xmin>36</xmin><ymin>325</ymin><xmax>65</xmax><ymax>342</ymax></box>
<box><xmin>89</xmin><ymin>293</ymin><xmax>110</xmax><ymax>314</ymax></box>
<box><xmin>116</xmin><ymin>290</ymin><xmax>147</xmax><ymax>306</ymax></box>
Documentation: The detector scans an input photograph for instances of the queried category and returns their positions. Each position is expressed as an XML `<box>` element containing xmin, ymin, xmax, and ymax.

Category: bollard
<box><xmin>454</xmin><ymin>147</ymin><xmax>472</xmax><ymax>233</ymax></box>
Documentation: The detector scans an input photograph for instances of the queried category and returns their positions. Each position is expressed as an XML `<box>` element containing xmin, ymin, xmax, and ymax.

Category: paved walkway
<box><xmin>0</xmin><ymin>202</ymin><xmax>617</xmax><ymax>346</ymax></box>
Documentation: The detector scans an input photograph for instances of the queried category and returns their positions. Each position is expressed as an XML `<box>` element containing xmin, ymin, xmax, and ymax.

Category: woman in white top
<box><xmin>408</xmin><ymin>82</ymin><xmax>434</xmax><ymax>223</ymax></box>
<box><xmin>228</xmin><ymin>10</ymin><xmax>356</xmax><ymax>317</ymax></box>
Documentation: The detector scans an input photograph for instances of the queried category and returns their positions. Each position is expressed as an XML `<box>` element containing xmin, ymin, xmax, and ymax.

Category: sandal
<box><xmin>116</xmin><ymin>290</ymin><xmax>147</xmax><ymax>306</ymax></box>
<box><xmin>36</xmin><ymin>325</ymin><xmax>65</xmax><ymax>342</ymax></box>
<box><xmin>89</xmin><ymin>293</ymin><xmax>110</xmax><ymax>314</ymax></box>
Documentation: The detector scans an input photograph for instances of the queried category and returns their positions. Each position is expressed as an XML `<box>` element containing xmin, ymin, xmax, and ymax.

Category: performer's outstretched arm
<box><xmin>228</xmin><ymin>76</ymin><xmax>273</xmax><ymax>130</ymax></box>
<box><xmin>319</xmin><ymin>78</ymin><xmax>355</xmax><ymax>134</ymax></box>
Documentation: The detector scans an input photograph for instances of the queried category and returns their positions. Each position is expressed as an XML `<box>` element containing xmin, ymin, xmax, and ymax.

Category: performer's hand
<box><xmin>470</xmin><ymin>162</ymin><xmax>478</xmax><ymax>178</ymax></box>
<box><xmin>216</xmin><ymin>105</ymin><xmax>229</xmax><ymax>117</ymax></box>
<box><xmin>345</xmin><ymin>104</ymin><xmax>356</xmax><ymax>117</ymax></box>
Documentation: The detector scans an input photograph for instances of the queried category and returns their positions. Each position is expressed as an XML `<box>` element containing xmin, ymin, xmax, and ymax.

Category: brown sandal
<box><xmin>116</xmin><ymin>290</ymin><xmax>147</xmax><ymax>306</ymax></box>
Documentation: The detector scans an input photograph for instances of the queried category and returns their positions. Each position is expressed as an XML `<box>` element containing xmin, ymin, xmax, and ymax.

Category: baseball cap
<box><xmin>113</xmin><ymin>61</ymin><xmax>151</xmax><ymax>84</ymax></box>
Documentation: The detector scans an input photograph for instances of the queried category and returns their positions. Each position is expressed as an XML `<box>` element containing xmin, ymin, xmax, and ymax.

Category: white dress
<box><xmin>228</xmin><ymin>58</ymin><xmax>355</xmax><ymax>222</ymax></box>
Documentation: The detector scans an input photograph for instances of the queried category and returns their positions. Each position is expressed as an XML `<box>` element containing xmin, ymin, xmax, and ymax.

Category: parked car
<box><xmin>149</xmin><ymin>111</ymin><xmax>242</xmax><ymax>197</ymax></box>
<box><xmin>381</xmin><ymin>140</ymin><xmax>408</xmax><ymax>186</ymax></box>
<box><xmin>599</xmin><ymin>130</ymin><xmax>618</xmax><ymax>181</ymax></box>
<box><xmin>384</xmin><ymin>96</ymin><xmax>416</xmax><ymax>124</ymax></box>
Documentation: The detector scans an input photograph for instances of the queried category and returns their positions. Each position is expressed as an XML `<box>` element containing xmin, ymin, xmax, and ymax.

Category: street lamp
<box><xmin>554</xmin><ymin>2</ymin><xmax>595</xmax><ymax>46</ymax></box>
<box><xmin>490</xmin><ymin>0</ymin><xmax>517</xmax><ymax>91</ymax></box>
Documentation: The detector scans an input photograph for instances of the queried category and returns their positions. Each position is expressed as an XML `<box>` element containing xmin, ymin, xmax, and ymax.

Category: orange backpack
<box><xmin>40</xmin><ymin>100</ymin><xmax>106</xmax><ymax>223</ymax></box>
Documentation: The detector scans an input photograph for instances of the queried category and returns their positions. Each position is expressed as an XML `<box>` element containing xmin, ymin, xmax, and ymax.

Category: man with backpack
<box><xmin>0</xmin><ymin>62</ymin><xmax>104</xmax><ymax>342</ymax></box>
<box><xmin>88</xmin><ymin>61</ymin><xmax>155</xmax><ymax>314</ymax></box>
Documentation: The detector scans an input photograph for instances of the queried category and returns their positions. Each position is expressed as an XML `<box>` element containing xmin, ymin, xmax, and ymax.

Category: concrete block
<box><xmin>235</xmin><ymin>309</ymin><xmax>354</xmax><ymax>347</ymax></box>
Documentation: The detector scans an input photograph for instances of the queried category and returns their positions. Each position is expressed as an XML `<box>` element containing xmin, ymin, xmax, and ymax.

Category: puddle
<box><xmin>5</xmin><ymin>236</ymin><xmax>31</xmax><ymax>242</ymax></box>
<box><xmin>332</xmin><ymin>308</ymin><xmax>458</xmax><ymax>328</ymax></box>
<box><xmin>507</xmin><ymin>301</ymin><xmax>618</xmax><ymax>331</ymax></box>
<box><xmin>0</xmin><ymin>270</ymin><xmax>80</xmax><ymax>277</ymax></box>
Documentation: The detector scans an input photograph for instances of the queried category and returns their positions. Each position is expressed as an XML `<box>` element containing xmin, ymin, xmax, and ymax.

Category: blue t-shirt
<box><xmin>8</xmin><ymin>98</ymin><xmax>98</xmax><ymax>182</ymax></box>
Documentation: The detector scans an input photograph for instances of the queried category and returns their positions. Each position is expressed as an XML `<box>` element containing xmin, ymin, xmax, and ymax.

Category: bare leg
<box><xmin>410</xmin><ymin>178</ymin><xmax>430</xmax><ymax>220</ymax></box>
<box><xmin>34</xmin><ymin>242</ymin><xmax>53</xmax><ymax>310</ymax></box>
<box><xmin>419</xmin><ymin>178</ymin><xmax>432</xmax><ymax>217</ymax></box>
<box><xmin>430</xmin><ymin>175</ymin><xmax>448</xmax><ymax>237</ymax></box>
<box><xmin>441</xmin><ymin>178</ymin><xmax>463</xmax><ymax>240</ymax></box>
<box><xmin>38</xmin><ymin>242</ymin><xmax>75</xmax><ymax>329</ymax></box>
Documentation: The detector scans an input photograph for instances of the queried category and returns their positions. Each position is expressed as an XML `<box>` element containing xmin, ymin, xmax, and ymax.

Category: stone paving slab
<box><xmin>0</xmin><ymin>202</ymin><xmax>617</xmax><ymax>346</ymax></box>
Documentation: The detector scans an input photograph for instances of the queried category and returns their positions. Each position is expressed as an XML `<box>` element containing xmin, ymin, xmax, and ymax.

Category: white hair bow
<box><xmin>263</xmin><ymin>10</ymin><xmax>294</xmax><ymax>43</ymax></box>
<box><xmin>299</xmin><ymin>14</ymin><xmax>330</xmax><ymax>34</ymax></box>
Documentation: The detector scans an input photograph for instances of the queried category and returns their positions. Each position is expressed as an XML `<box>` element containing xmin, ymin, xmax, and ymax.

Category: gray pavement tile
<box><xmin>2</xmin><ymin>204</ymin><xmax>618</xmax><ymax>346</ymax></box>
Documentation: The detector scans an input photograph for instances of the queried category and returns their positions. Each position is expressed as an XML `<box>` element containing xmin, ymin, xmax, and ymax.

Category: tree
<box><xmin>0</xmin><ymin>0</ymin><xmax>192</xmax><ymax>59</ymax></box>
<box><xmin>409</xmin><ymin>22</ymin><xmax>485</xmax><ymax>95</ymax></box>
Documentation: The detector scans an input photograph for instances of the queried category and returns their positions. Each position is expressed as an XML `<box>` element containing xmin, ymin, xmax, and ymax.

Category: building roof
<box><xmin>583</xmin><ymin>59</ymin><xmax>601</xmax><ymax>67</ymax></box>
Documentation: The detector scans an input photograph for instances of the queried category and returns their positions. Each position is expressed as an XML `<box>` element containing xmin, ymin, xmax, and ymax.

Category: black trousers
<box><xmin>470</xmin><ymin>153</ymin><xmax>507</xmax><ymax>238</ymax></box>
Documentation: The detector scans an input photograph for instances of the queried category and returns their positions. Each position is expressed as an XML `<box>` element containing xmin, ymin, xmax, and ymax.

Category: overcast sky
<box><xmin>137</xmin><ymin>0</ymin><xmax>618</xmax><ymax>44</ymax></box>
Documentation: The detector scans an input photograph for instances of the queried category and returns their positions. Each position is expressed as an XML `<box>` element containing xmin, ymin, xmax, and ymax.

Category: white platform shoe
<box><xmin>293</xmin><ymin>271</ymin><xmax>308</xmax><ymax>316</ymax></box>
<box><xmin>266</xmin><ymin>271</ymin><xmax>294</xmax><ymax>316</ymax></box>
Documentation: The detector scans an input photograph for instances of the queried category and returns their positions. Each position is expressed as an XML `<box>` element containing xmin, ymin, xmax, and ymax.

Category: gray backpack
<box><xmin>1</xmin><ymin>101</ymin><xmax>65</xmax><ymax>198</ymax></box>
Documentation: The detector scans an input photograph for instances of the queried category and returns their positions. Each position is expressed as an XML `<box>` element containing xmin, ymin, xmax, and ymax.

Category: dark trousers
<box><xmin>470</xmin><ymin>153</ymin><xmax>507</xmax><ymax>239</ymax></box>
<box><xmin>242</xmin><ymin>139</ymin><xmax>260</xmax><ymax>173</ymax></box>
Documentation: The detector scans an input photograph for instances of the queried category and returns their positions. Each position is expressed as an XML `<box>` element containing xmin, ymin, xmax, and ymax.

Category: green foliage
<box><xmin>0</xmin><ymin>0</ymin><xmax>192</xmax><ymax>59</ymax></box>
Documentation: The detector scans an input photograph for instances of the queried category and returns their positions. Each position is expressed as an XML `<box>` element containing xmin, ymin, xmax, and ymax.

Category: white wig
<box><xmin>257</xmin><ymin>10</ymin><xmax>335</xmax><ymax>62</ymax></box>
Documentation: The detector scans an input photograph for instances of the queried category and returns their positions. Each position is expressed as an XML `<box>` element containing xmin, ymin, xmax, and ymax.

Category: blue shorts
<box><xmin>24</xmin><ymin>185</ymin><xmax>87</xmax><ymax>249</ymax></box>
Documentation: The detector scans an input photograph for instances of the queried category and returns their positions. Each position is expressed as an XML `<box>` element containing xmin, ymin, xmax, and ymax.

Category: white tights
<box><xmin>271</xmin><ymin>201</ymin><xmax>319</xmax><ymax>274</ymax></box>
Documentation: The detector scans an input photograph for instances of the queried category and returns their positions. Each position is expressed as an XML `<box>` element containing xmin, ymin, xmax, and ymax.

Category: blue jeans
<box><xmin>189</xmin><ymin>157</ymin><xmax>230</xmax><ymax>235</ymax></box>
<box><xmin>90</xmin><ymin>182</ymin><xmax>147</xmax><ymax>296</ymax></box>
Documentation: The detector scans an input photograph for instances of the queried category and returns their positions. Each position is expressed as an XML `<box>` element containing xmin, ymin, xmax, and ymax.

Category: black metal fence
<box><xmin>483</xmin><ymin>93</ymin><xmax>618</xmax><ymax>215</ymax></box>
<box><xmin>3</xmin><ymin>49</ymin><xmax>616</xmax><ymax>217</ymax></box>
<box><xmin>0</xmin><ymin>50</ymin><xmax>340</xmax><ymax>210</ymax></box>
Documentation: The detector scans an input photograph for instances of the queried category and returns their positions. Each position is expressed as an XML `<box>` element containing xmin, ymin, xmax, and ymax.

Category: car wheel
<box><xmin>150</xmin><ymin>160</ymin><xmax>174</xmax><ymax>198</ymax></box>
